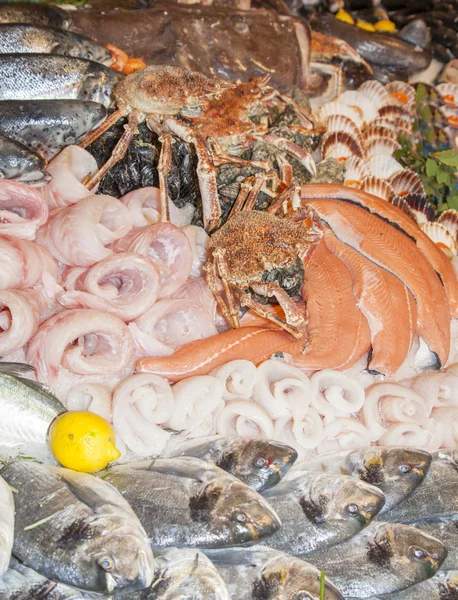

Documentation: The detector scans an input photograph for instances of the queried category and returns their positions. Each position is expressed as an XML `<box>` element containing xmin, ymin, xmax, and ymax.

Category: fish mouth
<box><xmin>17</xmin><ymin>170</ymin><xmax>51</xmax><ymax>186</ymax></box>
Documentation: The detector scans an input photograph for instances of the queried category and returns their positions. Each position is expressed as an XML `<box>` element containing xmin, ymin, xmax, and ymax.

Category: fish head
<box><xmin>149</xmin><ymin>549</ymin><xmax>231</xmax><ymax>600</ymax></box>
<box><xmin>218</xmin><ymin>440</ymin><xmax>298</xmax><ymax>492</ymax></box>
<box><xmin>367</xmin><ymin>523</ymin><xmax>447</xmax><ymax>583</ymax></box>
<box><xmin>190</xmin><ymin>478</ymin><xmax>281</xmax><ymax>546</ymax></box>
<box><xmin>252</xmin><ymin>554</ymin><xmax>343</xmax><ymax>600</ymax></box>
<box><xmin>348</xmin><ymin>447</ymin><xmax>432</xmax><ymax>512</ymax></box>
<box><xmin>79</xmin><ymin>67</ymin><xmax>124</xmax><ymax>109</ymax></box>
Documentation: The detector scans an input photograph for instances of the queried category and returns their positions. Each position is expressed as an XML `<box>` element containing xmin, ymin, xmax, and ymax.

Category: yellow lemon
<box><xmin>49</xmin><ymin>411</ymin><xmax>120</xmax><ymax>473</ymax></box>
<box><xmin>356</xmin><ymin>20</ymin><xmax>376</xmax><ymax>32</ymax></box>
<box><xmin>336</xmin><ymin>9</ymin><xmax>354</xmax><ymax>24</ymax></box>
<box><xmin>374</xmin><ymin>19</ymin><xmax>396</xmax><ymax>32</ymax></box>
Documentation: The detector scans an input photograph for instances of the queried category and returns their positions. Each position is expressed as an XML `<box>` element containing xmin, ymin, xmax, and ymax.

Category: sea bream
<box><xmin>0</xmin><ymin>55</ymin><xmax>122</xmax><ymax>108</ymax></box>
<box><xmin>0</xmin><ymin>25</ymin><xmax>112</xmax><ymax>65</ymax></box>
<box><xmin>0</xmin><ymin>461</ymin><xmax>155</xmax><ymax>594</ymax></box>
<box><xmin>261</xmin><ymin>472</ymin><xmax>385</xmax><ymax>556</ymax></box>
<box><xmin>305</xmin><ymin>521</ymin><xmax>447</xmax><ymax>598</ymax></box>
<box><xmin>290</xmin><ymin>447</ymin><xmax>432</xmax><ymax>514</ymax></box>
<box><xmin>99</xmin><ymin>457</ymin><xmax>281</xmax><ymax>549</ymax></box>
<box><xmin>0</xmin><ymin>133</ymin><xmax>48</xmax><ymax>184</ymax></box>
<box><xmin>0</xmin><ymin>100</ymin><xmax>107</xmax><ymax>159</ymax></box>
<box><xmin>0</xmin><ymin>3</ymin><xmax>71</xmax><ymax>29</ymax></box>
<box><xmin>163</xmin><ymin>436</ymin><xmax>298</xmax><ymax>492</ymax></box>
<box><xmin>205</xmin><ymin>547</ymin><xmax>344</xmax><ymax>600</ymax></box>
<box><xmin>413</xmin><ymin>515</ymin><xmax>458</xmax><ymax>570</ymax></box>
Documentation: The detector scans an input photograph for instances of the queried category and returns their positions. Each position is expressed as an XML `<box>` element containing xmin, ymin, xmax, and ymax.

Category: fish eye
<box><xmin>254</xmin><ymin>457</ymin><xmax>268</xmax><ymax>468</ymax></box>
<box><xmin>346</xmin><ymin>503</ymin><xmax>361</xmax><ymax>516</ymax></box>
<box><xmin>398</xmin><ymin>464</ymin><xmax>412</xmax><ymax>474</ymax></box>
<box><xmin>98</xmin><ymin>556</ymin><xmax>115</xmax><ymax>571</ymax></box>
<box><xmin>294</xmin><ymin>593</ymin><xmax>313</xmax><ymax>600</ymax></box>
<box><xmin>233</xmin><ymin>511</ymin><xmax>248</xmax><ymax>523</ymax></box>
<box><xmin>410</xmin><ymin>547</ymin><xmax>428</xmax><ymax>560</ymax></box>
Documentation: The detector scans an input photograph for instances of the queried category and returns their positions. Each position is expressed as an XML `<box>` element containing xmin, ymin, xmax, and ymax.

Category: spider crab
<box><xmin>77</xmin><ymin>65</ymin><xmax>317</xmax><ymax>232</ymax></box>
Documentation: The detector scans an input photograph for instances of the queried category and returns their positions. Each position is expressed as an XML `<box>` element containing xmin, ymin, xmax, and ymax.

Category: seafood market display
<box><xmin>1</xmin><ymin>0</ymin><xmax>458</xmax><ymax>599</ymax></box>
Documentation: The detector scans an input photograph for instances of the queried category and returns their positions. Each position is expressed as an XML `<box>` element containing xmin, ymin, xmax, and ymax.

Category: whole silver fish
<box><xmin>385</xmin><ymin>449</ymin><xmax>458</xmax><ymax>522</ymax></box>
<box><xmin>0</xmin><ymin>4</ymin><xmax>71</xmax><ymax>29</ymax></box>
<box><xmin>99</xmin><ymin>457</ymin><xmax>281</xmax><ymax>549</ymax></box>
<box><xmin>0</xmin><ymin>461</ymin><xmax>155</xmax><ymax>594</ymax></box>
<box><xmin>413</xmin><ymin>515</ymin><xmax>458</xmax><ymax>570</ymax></box>
<box><xmin>0</xmin><ymin>24</ymin><xmax>112</xmax><ymax>66</ymax></box>
<box><xmin>0</xmin><ymin>475</ymin><xmax>14</xmax><ymax>577</ymax></box>
<box><xmin>261</xmin><ymin>472</ymin><xmax>385</xmax><ymax>556</ymax></box>
<box><xmin>291</xmin><ymin>447</ymin><xmax>432</xmax><ymax>514</ymax></box>
<box><xmin>163</xmin><ymin>436</ymin><xmax>297</xmax><ymax>492</ymax></box>
<box><xmin>0</xmin><ymin>558</ymin><xmax>86</xmax><ymax>599</ymax></box>
<box><xmin>306</xmin><ymin>521</ymin><xmax>447</xmax><ymax>598</ymax></box>
<box><xmin>0</xmin><ymin>54</ymin><xmax>123</xmax><ymax>108</ymax></box>
<box><xmin>0</xmin><ymin>365</ymin><xmax>66</xmax><ymax>445</ymax></box>
<box><xmin>205</xmin><ymin>547</ymin><xmax>343</xmax><ymax>600</ymax></box>
<box><xmin>115</xmin><ymin>548</ymin><xmax>231</xmax><ymax>600</ymax></box>
<box><xmin>0</xmin><ymin>132</ymin><xmax>48</xmax><ymax>184</ymax></box>
<box><xmin>347</xmin><ymin>571</ymin><xmax>458</xmax><ymax>600</ymax></box>
<box><xmin>0</xmin><ymin>100</ymin><xmax>107</xmax><ymax>159</ymax></box>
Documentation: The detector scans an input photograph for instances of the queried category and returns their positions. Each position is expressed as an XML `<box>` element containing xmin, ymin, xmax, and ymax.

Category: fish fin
<box><xmin>114</xmin><ymin>457</ymin><xmax>221</xmax><ymax>483</ymax></box>
<box><xmin>205</xmin><ymin>547</ymin><xmax>278</xmax><ymax>567</ymax></box>
<box><xmin>16</xmin><ymin>377</ymin><xmax>64</xmax><ymax>404</ymax></box>
<box><xmin>0</xmin><ymin>362</ymin><xmax>36</xmax><ymax>377</ymax></box>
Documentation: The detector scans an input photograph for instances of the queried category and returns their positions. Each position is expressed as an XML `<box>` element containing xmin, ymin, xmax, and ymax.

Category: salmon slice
<box><xmin>324</xmin><ymin>229</ymin><xmax>417</xmax><ymax>376</ymax></box>
<box><xmin>300</xmin><ymin>183</ymin><xmax>458</xmax><ymax>318</ymax></box>
<box><xmin>285</xmin><ymin>239</ymin><xmax>372</xmax><ymax>371</ymax></box>
<box><xmin>136</xmin><ymin>326</ymin><xmax>303</xmax><ymax>382</ymax></box>
<box><xmin>305</xmin><ymin>198</ymin><xmax>450</xmax><ymax>367</ymax></box>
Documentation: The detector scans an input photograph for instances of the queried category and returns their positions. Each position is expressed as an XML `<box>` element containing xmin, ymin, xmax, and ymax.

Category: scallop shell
<box><xmin>344</xmin><ymin>156</ymin><xmax>370</xmax><ymax>187</ymax></box>
<box><xmin>321</xmin><ymin>131</ymin><xmax>366</xmax><ymax>162</ymax></box>
<box><xmin>320</xmin><ymin>102</ymin><xmax>364</xmax><ymax>129</ymax></box>
<box><xmin>369</xmin><ymin>117</ymin><xmax>397</xmax><ymax>131</ymax></box>
<box><xmin>358</xmin><ymin>80</ymin><xmax>391</xmax><ymax>110</ymax></box>
<box><xmin>441</xmin><ymin>106</ymin><xmax>458</xmax><ymax>128</ymax></box>
<box><xmin>421</xmin><ymin>222</ymin><xmax>457</xmax><ymax>258</ymax></box>
<box><xmin>360</xmin><ymin>176</ymin><xmax>394</xmax><ymax>200</ymax></box>
<box><xmin>385</xmin><ymin>81</ymin><xmax>416</xmax><ymax>108</ymax></box>
<box><xmin>390</xmin><ymin>169</ymin><xmax>425</xmax><ymax>197</ymax></box>
<box><xmin>436</xmin><ymin>83</ymin><xmax>458</xmax><ymax>108</ymax></box>
<box><xmin>398</xmin><ymin>120</ymin><xmax>414</xmax><ymax>137</ymax></box>
<box><xmin>378</xmin><ymin>104</ymin><xmax>410</xmax><ymax>122</ymax></box>
<box><xmin>368</xmin><ymin>155</ymin><xmax>404</xmax><ymax>179</ymax></box>
<box><xmin>338</xmin><ymin>91</ymin><xmax>379</xmax><ymax>125</ymax></box>
<box><xmin>326</xmin><ymin>115</ymin><xmax>363</xmax><ymax>140</ymax></box>
<box><xmin>363</xmin><ymin>125</ymin><xmax>398</xmax><ymax>145</ymax></box>
<box><xmin>365</xmin><ymin>137</ymin><xmax>401</xmax><ymax>158</ymax></box>
<box><xmin>437</xmin><ymin>208</ymin><xmax>458</xmax><ymax>239</ymax></box>
<box><xmin>390</xmin><ymin>196</ymin><xmax>417</xmax><ymax>222</ymax></box>
<box><xmin>403</xmin><ymin>193</ymin><xmax>436</xmax><ymax>226</ymax></box>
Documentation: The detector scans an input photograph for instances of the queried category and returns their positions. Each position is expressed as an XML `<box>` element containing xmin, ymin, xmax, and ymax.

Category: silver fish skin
<box><xmin>0</xmin><ymin>558</ymin><xmax>86</xmax><ymax>600</ymax></box>
<box><xmin>413</xmin><ymin>516</ymin><xmax>458</xmax><ymax>570</ymax></box>
<box><xmin>0</xmin><ymin>100</ymin><xmax>107</xmax><ymax>159</ymax></box>
<box><xmin>0</xmin><ymin>476</ymin><xmax>14</xmax><ymax>577</ymax></box>
<box><xmin>0</xmin><ymin>461</ymin><xmax>155</xmax><ymax>594</ymax></box>
<box><xmin>0</xmin><ymin>54</ymin><xmax>123</xmax><ymax>108</ymax></box>
<box><xmin>99</xmin><ymin>457</ymin><xmax>281</xmax><ymax>549</ymax></box>
<box><xmin>385</xmin><ymin>449</ymin><xmax>458</xmax><ymax>523</ymax></box>
<box><xmin>163</xmin><ymin>436</ymin><xmax>298</xmax><ymax>492</ymax></box>
<box><xmin>0</xmin><ymin>370</ymin><xmax>65</xmax><ymax>445</ymax></box>
<box><xmin>205</xmin><ymin>547</ymin><xmax>343</xmax><ymax>600</ymax></box>
<box><xmin>291</xmin><ymin>447</ymin><xmax>432</xmax><ymax>514</ymax></box>
<box><xmin>115</xmin><ymin>548</ymin><xmax>231</xmax><ymax>600</ymax></box>
<box><xmin>305</xmin><ymin>521</ymin><xmax>447</xmax><ymax>598</ymax></box>
<box><xmin>0</xmin><ymin>25</ymin><xmax>112</xmax><ymax>66</ymax></box>
<box><xmin>0</xmin><ymin>4</ymin><xmax>71</xmax><ymax>29</ymax></box>
<box><xmin>0</xmin><ymin>132</ymin><xmax>48</xmax><ymax>184</ymax></box>
<box><xmin>261</xmin><ymin>472</ymin><xmax>385</xmax><ymax>556</ymax></box>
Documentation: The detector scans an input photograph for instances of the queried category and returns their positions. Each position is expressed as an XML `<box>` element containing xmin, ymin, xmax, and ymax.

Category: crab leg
<box><xmin>211</xmin><ymin>139</ymin><xmax>271</xmax><ymax>171</ymax></box>
<box><xmin>261</xmin><ymin>134</ymin><xmax>317</xmax><ymax>176</ymax></box>
<box><xmin>204</xmin><ymin>260</ymin><xmax>236</xmax><ymax>328</ymax></box>
<box><xmin>157</xmin><ymin>133</ymin><xmax>173</xmax><ymax>223</ymax></box>
<box><xmin>228</xmin><ymin>176</ymin><xmax>255</xmax><ymax>219</ymax></box>
<box><xmin>213</xmin><ymin>248</ymin><xmax>241</xmax><ymax>328</ymax></box>
<box><xmin>77</xmin><ymin>108</ymin><xmax>128</xmax><ymax>149</ymax></box>
<box><xmin>267</xmin><ymin>184</ymin><xmax>301</xmax><ymax>215</ymax></box>
<box><xmin>85</xmin><ymin>109</ymin><xmax>144</xmax><ymax>191</ymax></box>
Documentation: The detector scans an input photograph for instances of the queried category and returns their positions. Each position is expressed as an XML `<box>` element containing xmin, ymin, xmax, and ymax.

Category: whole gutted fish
<box><xmin>262</xmin><ymin>472</ymin><xmax>385</xmax><ymax>555</ymax></box>
<box><xmin>163</xmin><ymin>436</ymin><xmax>297</xmax><ymax>492</ymax></box>
<box><xmin>306</xmin><ymin>522</ymin><xmax>447</xmax><ymax>598</ymax></box>
<box><xmin>205</xmin><ymin>547</ymin><xmax>344</xmax><ymax>600</ymax></box>
<box><xmin>0</xmin><ymin>55</ymin><xmax>122</xmax><ymax>108</ymax></box>
<box><xmin>0</xmin><ymin>133</ymin><xmax>48</xmax><ymax>184</ymax></box>
<box><xmin>0</xmin><ymin>100</ymin><xmax>107</xmax><ymax>159</ymax></box>
<box><xmin>115</xmin><ymin>548</ymin><xmax>231</xmax><ymax>600</ymax></box>
<box><xmin>0</xmin><ymin>4</ymin><xmax>71</xmax><ymax>29</ymax></box>
<box><xmin>0</xmin><ymin>24</ymin><xmax>112</xmax><ymax>66</ymax></box>
<box><xmin>385</xmin><ymin>449</ymin><xmax>458</xmax><ymax>522</ymax></box>
<box><xmin>0</xmin><ymin>365</ymin><xmax>65</xmax><ymax>445</ymax></box>
<box><xmin>0</xmin><ymin>461</ymin><xmax>155</xmax><ymax>594</ymax></box>
<box><xmin>291</xmin><ymin>447</ymin><xmax>432</xmax><ymax>514</ymax></box>
<box><xmin>0</xmin><ymin>558</ymin><xmax>86</xmax><ymax>599</ymax></box>
<box><xmin>99</xmin><ymin>457</ymin><xmax>281</xmax><ymax>549</ymax></box>
<box><xmin>0</xmin><ymin>476</ymin><xmax>14</xmax><ymax>576</ymax></box>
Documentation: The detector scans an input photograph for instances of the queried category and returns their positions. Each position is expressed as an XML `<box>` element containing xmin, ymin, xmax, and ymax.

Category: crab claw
<box><xmin>260</xmin><ymin>134</ymin><xmax>317</xmax><ymax>177</ymax></box>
